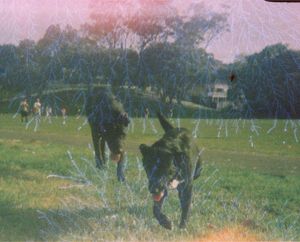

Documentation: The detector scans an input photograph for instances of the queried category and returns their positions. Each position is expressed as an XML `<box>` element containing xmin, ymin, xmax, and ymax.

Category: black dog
<box><xmin>139</xmin><ymin>112</ymin><xmax>202</xmax><ymax>229</ymax></box>
<box><xmin>86</xmin><ymin>89</ymin><xmax>130</xmax><ymax>181</ymax></box>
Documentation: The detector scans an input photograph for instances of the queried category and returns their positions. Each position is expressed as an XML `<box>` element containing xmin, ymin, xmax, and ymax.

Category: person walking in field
<box><xmin>20</xmin><ymin>98</ymin><xmax>29</xmax><ymax>123</ymax></box>
<box><xmin>25</xmin><ymin>98</ymin><xmax>42</xmax><ymax>131</ymax></box>
<box><xmin>45</xmin><ymin>106</ymin><xmax>52</xmax><ymax>124</ymax></box>
<box><xmin>33</xmin><ymin>98</ymin><xmax>42</xmax><ymax>132</ymax></box>
<box><xmin>61</xmin><ymin>107</ymin><xmax>67</xmax><ymax>125</ymax></box>
<box><xmin>169</xmin><ymin>107</ymin><xmax>173</xmax><ymax>118</ymax></box>
<box><xmin>76</xmin><ymin>106</ymin><xmax>81</xmax><ymax>119</ymax></box>
<box><xmin>143</xmin><ymin>107</ymin><xmax>150</xmax><ymax>134</ymax></box>
<box><xmin>144</xmin><ymin>108</ymin><xmax>150</xmax><ymax>119</ymax></box>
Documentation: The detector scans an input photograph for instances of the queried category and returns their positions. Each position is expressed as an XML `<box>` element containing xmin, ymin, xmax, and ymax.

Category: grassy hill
<box><xmin>0</xmin><ymin>85</ymin><xmax>222</xmax><ymax>118</ymax></box>
<box><xmin>0</xmin><ymin>114</ymin><xmax>299</xmax><ymax>241</ymax></box>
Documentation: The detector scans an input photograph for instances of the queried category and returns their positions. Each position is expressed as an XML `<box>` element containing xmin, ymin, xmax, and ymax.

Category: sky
<box><xmin>0</xmin><ymin>0</ymin><xmax>300</xmax><ymax>63</ymax></box>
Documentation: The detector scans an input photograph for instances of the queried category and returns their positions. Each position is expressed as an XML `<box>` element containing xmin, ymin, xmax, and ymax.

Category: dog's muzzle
<box><xmin>152</xmin><ymin>191</ymin><xmax>165</xmax><ymax>202</ymax></box>
<box><xmin>149</xmin><ymin>177</ymin><xmax>168</xmax><ymax>202</ymax></box>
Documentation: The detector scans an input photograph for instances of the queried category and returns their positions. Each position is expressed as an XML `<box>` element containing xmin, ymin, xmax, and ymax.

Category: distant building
<box><xmin>206</xmin><ymin>83</ymin><xmax>230</xmax><ymax>109</ymax></box>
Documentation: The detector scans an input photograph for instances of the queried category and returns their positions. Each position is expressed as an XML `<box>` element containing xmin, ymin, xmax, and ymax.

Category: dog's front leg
<box><xmin>117</xmin><ymin>152</ymin><xmax>125</xmax><ymax>182</ymax></box>
<box><xmin>153</xmin><ymin>191</ymin><xmax>172</xmax><ymax>230</ymax></box>
<box><xmin>91</xmin><ymin>127</ymin><xmax>104</xmax><ymax>169</ymax></box>
<box><xmin>178</xmin><ymin>183</ymin><xmax>193</xmax><ymax>229</ymax></box>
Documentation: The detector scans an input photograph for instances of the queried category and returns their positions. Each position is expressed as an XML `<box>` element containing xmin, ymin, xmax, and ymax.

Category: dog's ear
<box><xmin>120</xmin><ymin>112</ymin><xmax>130</xmax><ymax>126</ymax></box>
<box><xmin>139</xmin><ymin>144</ymin><xmax>149</xmax><ymax>155</ymax></box>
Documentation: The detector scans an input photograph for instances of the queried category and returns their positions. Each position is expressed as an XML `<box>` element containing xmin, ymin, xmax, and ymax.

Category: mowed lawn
<box><xmin>0</xmin><ymin>113</ymin><xmax>299</xmax><ymax>241</ymax></box>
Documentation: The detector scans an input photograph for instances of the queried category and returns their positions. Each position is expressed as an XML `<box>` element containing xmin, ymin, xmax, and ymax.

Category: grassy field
<box><xmin>0</xmin><ymin>113</ymin><xmax>299</xmax><ymax>241</ymax></box>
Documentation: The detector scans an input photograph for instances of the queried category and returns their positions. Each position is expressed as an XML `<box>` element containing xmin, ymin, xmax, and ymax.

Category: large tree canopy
<box><xmin>228</xmin><ymin>44</ymin><xmax>300</xmax><ymax>118</ymax></box>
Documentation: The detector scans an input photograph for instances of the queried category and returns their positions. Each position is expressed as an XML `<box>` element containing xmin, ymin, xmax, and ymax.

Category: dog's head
<box><xmin>139</xmin><ymin>144</ymin><xmax>177</xmax><ymax>202</ymax></box>
<box><xmin>104</xmin><ymin>135</ymin><xmax>124</xmax><ymax>163</ymax></box>
<box><xmin>101</xmin><ymin>123</ymin><xmax>128</xmax><ymax>164</ymax></box>
<box><xmin>102</xmin><ymin>112</ymin><xmax>129</xmax><ymax>163</ymax></box>
<box><xmin>139</xmin><ymin>112</ymin><xmax>179</xmax><ymax>201</ymax></box>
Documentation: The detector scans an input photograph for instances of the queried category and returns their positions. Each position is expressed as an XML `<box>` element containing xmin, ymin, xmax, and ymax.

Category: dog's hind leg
<box><xmin>178</xmin><ymin>183</ymin><xmax>193</xmax><ymax>229</ymax></box>
<box><xmin>153</xmin><ymin>191</ymin><xmax>172</xmax><ymax>230</ymax></box>
<box><xmin>91</xmin><ymin>127</ymin><xmax>104</xmax><ymax>169</ymax></box>
<box><xmin>100</xmin><ymin>137</ymin><xmax>106</xmax><ymax>165</ymax></box>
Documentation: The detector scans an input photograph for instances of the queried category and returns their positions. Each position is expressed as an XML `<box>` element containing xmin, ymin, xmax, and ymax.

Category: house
<box><xmin>207</xmin><ymin>83</ymin><xmax>229</xmax><ymax>109</ymax></box>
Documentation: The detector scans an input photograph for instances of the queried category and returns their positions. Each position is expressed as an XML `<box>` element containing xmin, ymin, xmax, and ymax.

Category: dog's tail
<box><xmin>157</xmin><ymin>112</ymin><xmax>173</xmax><ymax>132</ymax></box>
<box><xmin>193</xmin><ymin>159</ymin><xmax>202</xmax><ymax>180</ymax></box>
<box><xmin>193</xmin><ymin>148</ymin><xmax>203</xmax><ymax>180</ymax></box>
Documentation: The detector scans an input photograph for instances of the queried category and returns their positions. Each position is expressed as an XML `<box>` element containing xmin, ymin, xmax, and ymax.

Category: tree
<box><xmin>165</xmin><ymin>3</ymin><xmax>229</xmax><ymax>49</ymax></box>
<box><xmin>229</xmin><ymin>43</ymin><xmax>300</xmax><ymax>118</ymax></box>
<box><xmin>142</xmin><ymin>42</ymin><xmax>212</xmax><ymax>105</ymax></box>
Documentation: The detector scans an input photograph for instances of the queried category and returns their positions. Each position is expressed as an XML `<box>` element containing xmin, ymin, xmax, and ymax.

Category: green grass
<box><xmin>0</xmin><ymin>114</ymin><xmax>299</xmax><ymax>241</ymax></box>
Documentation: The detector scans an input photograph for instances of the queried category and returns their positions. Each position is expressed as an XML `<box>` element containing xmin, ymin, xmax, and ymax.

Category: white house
<box><xmin>207</xmin><ymin>83</ymin><xmax>229</xmax><ymax>109</ymax></box>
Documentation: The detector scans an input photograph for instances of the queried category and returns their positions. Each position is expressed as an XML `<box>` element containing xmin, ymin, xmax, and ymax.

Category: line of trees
<box><xmin>228</xmin><ymin>44</ymin><xmax>300</xmax><ymax>118</ymax></box>
<box><xmin>1</xmin><ymin>1</ymin><xmax>300</xmax><ymax>118</ymax></box>
<box><xmin>0</xmin><ymin>2</ymin><xmax>228</xmax><ymax>106</ymax></box>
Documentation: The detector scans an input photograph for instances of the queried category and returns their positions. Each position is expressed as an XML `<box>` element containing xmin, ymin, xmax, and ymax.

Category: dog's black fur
<box><xmin>139</xmin><ymin>112</ymin><xmax>202</xmax><ymax>229</ymax></box>
<box><xmin>86</xmin><ymin>89</ymin><xmax>130</xmax><ymax>181</ymax></box>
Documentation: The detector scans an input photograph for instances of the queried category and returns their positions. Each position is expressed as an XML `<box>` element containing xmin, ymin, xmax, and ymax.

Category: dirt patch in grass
<box><xmin>195</xmin><ymin>226</ymin><xmax>262</xmax><ymax>242</ymax></box>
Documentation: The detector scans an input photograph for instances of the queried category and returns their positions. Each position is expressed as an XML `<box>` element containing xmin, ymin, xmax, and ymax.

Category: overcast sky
<box><xmin>0</xmin><ymin>0</ymin><xmax>300</xmax><ymax>63</ymax></box>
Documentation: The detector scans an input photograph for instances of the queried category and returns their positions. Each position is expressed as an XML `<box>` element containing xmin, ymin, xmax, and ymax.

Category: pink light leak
<box><xmin>0</xmin><ymin>0</ymin><xmax>90</xmax><ymax>44</ymax></box>
<box><xmin>0</xmin><ymin>0</ymin><xmax>300</xmax><ymax>63</ymax></box>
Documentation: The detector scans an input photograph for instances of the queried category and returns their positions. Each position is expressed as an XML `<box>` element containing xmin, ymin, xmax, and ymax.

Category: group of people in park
<box><xmin>20</xmin><ymin>98</ymin><xmax>42</xmax><ymax>122</ymax></box>
<box><xmin>19</xmin><ymin>98</ymin><xmax>68</xmax><ymax>131</ymax></box>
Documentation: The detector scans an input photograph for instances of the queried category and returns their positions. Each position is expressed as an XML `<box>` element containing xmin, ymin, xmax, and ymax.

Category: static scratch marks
<box><xmin>67</xmin><ymin>150</ymin><xmax>91</xmax><ymax>184</ymax></box>
<box><xmin>234</xmin><ymin>119</ymin><xmax>241</xmax><ymax>134</ymax></box>
<box><xmin>284</xmin><ymin>120</ymin><xmax>289</xmax><ymax>132</ymax></box>
<box><xmin>215</xmin><ymin>119</ymin><xmax>229</xmax><ymax>138</ymax></box>
<box><xmin>290</xmin><ymin>120</ymin><xmax>299</xmax><ymax>143</ymax></box>
<box><xmin>136</xmin><ymin>156</ymin><xmax>143</xmax><ymax>181</ymax></box>
<box><xmin>128</xmin><ymin>117</ymin><xmax>135</xmax><ymax>133</ymax></box>
<box><xmin>142</xmin><ymin>117</ymin><xmax>146</xmax><ymax>134</ymax></box>
<box><xmin>267</xmin><ymin>119</ymin><xmax>278</xmax><ymax>134</ymax></box>
<box><xmin>250</xmin><ymin>120</ymin><xmax>261</xmax><ymax>136</ymax></box>
<box><xmin>192</xmin><ymin>119</ymin><xmax>201</xmax><ymax>138</ymax></box>
<box><xmin>77</xmin><ymin>118</ymin><xmax>88</xmax><ymax>131</ymax></box>
<box><xmin>37</xmin><ymin>210</ymin><xmax>59</xmax><ymax>231</ymax></box>
<box><xmin>176</xmin><ymin>117</ymin><xmax>181</xmax><ymax>129</ymax></box>
<box><xmin>217</xmin><ymin>119</ymin><xmax>224</xmax><ymax>138</ymax></box>
<box><xmin>249</xmin><ymin>135</ymin><xmax>254</xmax><ymax>148</ymax></box>
<box><xmin>149</xmin><ymin>118</ymin><xmax>158</xmax><ymax>134</ymax></box>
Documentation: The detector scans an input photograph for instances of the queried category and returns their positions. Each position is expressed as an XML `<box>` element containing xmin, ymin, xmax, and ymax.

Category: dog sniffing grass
<box><xmin>86</xmin><ymin>89</ymin><xmax>130</xmax><ymax>181</ymax></box>
<box><xmin>139</xmin><ymin>112</ymin><xmax>202</xmax><ymax>229</ymax></box>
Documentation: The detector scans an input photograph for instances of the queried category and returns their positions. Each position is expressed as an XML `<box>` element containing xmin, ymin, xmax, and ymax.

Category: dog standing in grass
<box><xmin>86</xmin><ymin>89</ymin><xmax>130</xmax><ymax>182</ymax></box>
<box><xmin>139</xmin><ymin>112</ymin><xmax>202</xmax><ymax>229</ymax></box>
